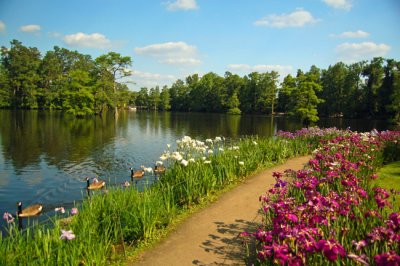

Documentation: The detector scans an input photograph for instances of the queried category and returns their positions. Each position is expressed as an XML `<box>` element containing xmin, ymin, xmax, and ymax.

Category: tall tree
<box><xmin>159</xmin><ymin>85</ymin><xmax>171</xmax><ymax>111</ymax></box>
<box><xmin>290</xmin><ymin>67</ymin><xmax>323</xmax><ymax>124</ymax></box>
<box><xmin>277</xmin><ymin>74</ymin><xmax>296</xmax><ymax>113</ymax></box>
<box><xmin>362</xmin><ymin>57</ymin><xmax>384</xmax><ymax>116</ymax></box>
<box><xmin>1</xmin><ymin>40</ymin><xmax>41</xmax><ymax>108</ymax></box>
<box><xmin>135</xmin><ymin>87</ymin><xmax>149</xmax><ymax>108</ymax></box>
<box><xmin>320</xmin><ymin>62</ymin><xmax>347</xmax><ymax>117</ymax></box>
<box><xmin>148</xmin><ymin>86</ymin><xmax>161</xmax><ymax>110</ymax></box>
<box><xmin>95</xmin><ymin>52</ymin><xmax>132</xmax><ymax>116</ymax></box>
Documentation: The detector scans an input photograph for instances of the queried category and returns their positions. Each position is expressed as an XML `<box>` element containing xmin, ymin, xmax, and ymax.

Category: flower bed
<box><xmin>247</xmin><ymin>129</ymin><xmax>400</xmax><ymax>265</ymax></box>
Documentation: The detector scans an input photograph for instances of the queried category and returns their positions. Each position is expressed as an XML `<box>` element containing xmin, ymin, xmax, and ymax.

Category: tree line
<box><xmin>1</xmin><ymin>40</ymin><xmax>399</xmax><ymax>124</ymax></box>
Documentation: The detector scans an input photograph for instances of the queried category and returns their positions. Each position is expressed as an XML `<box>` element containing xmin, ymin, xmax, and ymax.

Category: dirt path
<box><xmin>129</xmin><ymin>156</ymin><xmax>310</xmax><ymax>266</ymax></box>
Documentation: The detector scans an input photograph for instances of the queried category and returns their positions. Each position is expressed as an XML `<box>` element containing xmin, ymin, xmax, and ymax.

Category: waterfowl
<box><xmin>154</xmin><ymin>165</ymin><xmax>166</xmax><ymax>174</ymax></box>
<box><xmin>130</xmin><ymin>168</ymin><xmax>145</xmax><ymax>181</ymax></box>
<box><xmin>86</xmin><ymin>177</ymin><xmax>106</xmax><ymax>190</ymax></box>
<box><xmin>17</xmin><ymin>202</ymin><xmax>43</xmax><ymax>217</ymax></box>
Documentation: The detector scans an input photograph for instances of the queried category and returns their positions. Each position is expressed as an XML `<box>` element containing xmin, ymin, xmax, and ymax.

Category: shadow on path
<box><xmin>193</xmin><ymin>219</ymin><xmax>260</xmax><ymax>265</ymax></box>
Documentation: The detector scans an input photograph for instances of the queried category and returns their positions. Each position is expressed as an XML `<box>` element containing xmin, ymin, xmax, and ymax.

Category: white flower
<box><xmin>253</xmin><ymin>141</ymin><xmax>258</xmax><ymax>145</ymax></box>
<box><xmin>219</xmin><ymin>147</ymin><xmax>224</xmax><ymax>152</ymax></box>
<box><xmin>202</xmin><ymin>156</ymin><xmax>207</xmax><ymax>161</ymax></box>
<box><xmin>167</xmin><ymin>144</ymin><xmax>171</xmax><ymax>148</ymax></box>
<box><xmin>215</xmin><ymin>136</ymin><xmax>222</xmax><ymax>142</ymax></box>
<box><xmin>160</xmin><ymin>153</ymin><xmax>169</xmax><ymax>161</ymax></box>
<box><xmin>204</xmin><ymin>160</ymin><xmax>211</xmax><ymax>164</ymax></box>
<box><xmin>156</xmin><ymin>161</ymin><xmax>163</xmax><ymax>165</ymax></box>
<box><xmin>208</xmin><ymin>149</ymin><xmax>214</xmax><ymax>154</ymax></box>
<box><xmin>172</xmin><ymin>152</ymin><xmax>183</xmax><ymax>161</ymax></box>
<box><xmin>233</xmin><ymin>146</ymin><xmax>239</xmax><ymax>150</ymax></box>
<box><xmin>239</xmin><ymin>161</ymin><xmax>244</xmax><ymax>166</ymax></box>
<box><xmin>181</xmin><ymin>159</ymin><xmax>189</xmax><ymax>167</ymax></box>
<box><xmin>206</xmin><ymin>139</ymin><xmax>213</xmax><ymax>143</ymax></box>
<box><xmin>189</xmin><ymin>158</ymin><xmax>195</xmax><ymax>163</ymax></box>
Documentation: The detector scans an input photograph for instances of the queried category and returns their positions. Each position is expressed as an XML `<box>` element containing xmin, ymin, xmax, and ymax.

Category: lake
<box><xmin>0</xmin><ymin>110</ymin><xmax>396</xmax><ymax>229</ymax></box>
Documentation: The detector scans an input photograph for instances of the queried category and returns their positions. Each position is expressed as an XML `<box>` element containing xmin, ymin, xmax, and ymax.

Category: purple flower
<box><xmin>286</xmin><ymin>213</ymin><xmax>298</xmax><ymax>223</ymax></box>
<box><xmin>352</xmin><ymin>240</ymin><xmax>367</xmax><ymax>251</ymax></box>
<box><xmin>316</xmin><ymin>239</ymin><xmax>346</xmax><ymax>262</ymax></box>
<box><xmin>60</xmin><ymin>229</ymin><xmax>75</xmax><ymax>240</ymax></box>
<box><xmin>3</xmin><ymin>212</ymin><xmax>14</xmax><ymax>224</ymax></box>
<box><xmin>374</xmin><ymin>250</ymin><xmax>400</xmax><ymax>266</ymax></box>
<box><xmin>70</xmin><ymin>208</ymin><xmax>78</xmax><ymax>216</ymax></box>
<box><xmin>388</xmin><ymin>212</ymin><xmax>400</xmax><ymax>228</ymax></box>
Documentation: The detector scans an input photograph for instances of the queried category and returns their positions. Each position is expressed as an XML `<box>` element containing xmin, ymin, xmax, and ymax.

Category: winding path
<box><xmin>129</xmin><ymin>156</ymin><xmax>311</xmax><ymax>266</ymax></box>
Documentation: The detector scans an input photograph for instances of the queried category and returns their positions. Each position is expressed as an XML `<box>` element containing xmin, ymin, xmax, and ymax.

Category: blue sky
<box><xmin>0</xmin><ymin>0</ymin><xmax>399</xmax><ymax>90</ymax></box>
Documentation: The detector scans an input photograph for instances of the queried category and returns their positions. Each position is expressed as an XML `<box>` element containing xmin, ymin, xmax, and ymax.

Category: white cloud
<box><xmin>160</xmin><ymin>58</ymin><xmax>201</xmax><ymax>66</ymax></box>
<box><xmin>135</xmin><ymin>41</ymin><xmax>201</xmax><ymax>66</ymax></box>
<box><xmin>165</xmin><ymin>0</ymin><xmax>198</xmax><ymax>11</ymax></box>
<box><xmin>332</xmin><ymin>30</ymin><xmax>370</xmax><ymax>38</ymax></box>
<box><xmin>228</xmin><ymin>64</ymin><xmax>293</xmax><ymax>77</ymax></box>
<box><xmin>63</xmin><ymin>32</ymin><xmax>112</xmax><ymax>49</ymax></box>
<box><xmin>129</xmin><ymin>70</ymin><xmax>176</xmax><ymax>88</ymax></box>
<box><xmin>254</xmin><ymin>9</ymin><xmax>318</xmax><ymax>28</ymax></box>
<box><xmin>336</xmin><ymin>42</ymin><xmax>390</xmax><ymax>62</ymax></box>
<box><xmin>323</xmin><ymin>0</ymin><xmax>352</xmax><ymax>11</ymax></box>
<box><xmin>0</xmin><ymin>20</ymin><xmax>6</xmax><ymax>33</ymax></box>
<box><xmin>20</xmin><ymin>24</ymin><xmax>41</xmax><ymax>32</ymax></box>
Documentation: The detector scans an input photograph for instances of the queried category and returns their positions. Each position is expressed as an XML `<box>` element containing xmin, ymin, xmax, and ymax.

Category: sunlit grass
<box><xmin>374</xmin><ymin>161</ymin><xmax>400</xmax><ymax>191</ymax></box>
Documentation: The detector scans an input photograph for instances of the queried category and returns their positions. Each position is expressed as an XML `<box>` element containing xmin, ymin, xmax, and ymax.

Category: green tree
<box><xmin>385</xmin><ymin>60</ymin><xmax>400</xmax><ymax>124</ymax></box>
<box><xmin>135</xmin><ymin>87</ymin><xmax>149</xmax><ymax>108</ymax></box>
<box><xmin>62</xmin><ymin>69</ymin><xmax>94</xmax><ymax>116</ymax></box>
<box><xmin>0</xmin><ymin>64</ymin><xmax>11</xmax><ymax>107</ymax></box>
<box><xmin>320</xmin><ymin>62</ymin><xmax>347</xmax><ymax>117</ymax></box>
<box><xmin>362</xmin><ymin>57</ymin><xmax>384</xmax><ymax>116</ymax></box>
<box><xmin>148</xmin><ymin>86</ymin><xmax>161</xmax><ymax>110</ymax></box>
<box><xmin>290</xmin><ymin>67</ymin><xmax>323</xmax><ymax>124</ymax></box>
<box><xmin>1</xmin><ymin>40</ymin><xmax>41</xmax><ymax>108</ymax></box>
<box><xmin>169</xmin><ymin>79</ymin><xmax>189</xmax><ymax>111</ymax></box>
<box><xmin>277</xmin><ymin>74</ymin><xmax>296</xmax><ymax>113</ymax></box>
<box><xmin>159</xmin><ymin>86</ymin><xmax>171</xmax><ymax>111</ymax></box>
<box><xmin>95</xmin><ymin>52</ymin><xmax>132</xmax><ymax>115</ymax></box>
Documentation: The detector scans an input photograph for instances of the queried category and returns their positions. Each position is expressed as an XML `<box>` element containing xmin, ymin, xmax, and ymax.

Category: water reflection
<box><xmin>0</xmin><ymin>110</ymin><xmax>397</xmax><ymax>231</ymax></box>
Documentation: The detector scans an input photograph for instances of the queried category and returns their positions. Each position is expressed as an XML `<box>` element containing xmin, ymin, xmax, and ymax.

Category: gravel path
<box><xmin>129</xmin><ymin>156</ymin><xmax>310</xmax><ymax>266</ymax></box>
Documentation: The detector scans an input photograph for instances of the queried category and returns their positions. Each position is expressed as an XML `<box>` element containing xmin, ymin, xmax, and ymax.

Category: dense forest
<box><xmin>1</xmin><ymin>40</ymin><xmax>399</xmax><ymax>124</ymax></box>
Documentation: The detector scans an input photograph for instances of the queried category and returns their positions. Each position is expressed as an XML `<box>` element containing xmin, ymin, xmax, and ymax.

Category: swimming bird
<box><xmin>86</xmin><ymin>177</ymin><xmax>106</xmax><ymax>190</ymax></box>
<box><xmin>17</xmin><ymin>202</ymin><xmax>43</xmax><ymax>217</ymax></box>
<box><xmin>154</xmin><ymin>165</ymin><xmax>166</xmax><ymax>174</ymax></box>
<box><xmin>130</xmin><ymin>167</ymin><xmax>145</xmax><ymax>181</ymax></box>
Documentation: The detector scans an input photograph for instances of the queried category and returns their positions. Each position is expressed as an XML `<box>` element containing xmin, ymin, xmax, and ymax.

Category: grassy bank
<box><xmin>0</xmin><ymin>128</ymin><xmax>340</xmax><ymax>265</ymax></box>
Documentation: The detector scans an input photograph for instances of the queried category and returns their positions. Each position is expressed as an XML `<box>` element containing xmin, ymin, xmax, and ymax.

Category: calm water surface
<box><xmin>0</xmin><ymin>110</ymin><xmax>396</xmax><ymax>229</ymax></box>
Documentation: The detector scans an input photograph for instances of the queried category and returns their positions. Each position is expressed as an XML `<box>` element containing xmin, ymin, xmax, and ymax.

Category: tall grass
<box><xmin>0</xmin><ymin>129</ymin><xmax>338</xmax><ymax>265</ymax></box>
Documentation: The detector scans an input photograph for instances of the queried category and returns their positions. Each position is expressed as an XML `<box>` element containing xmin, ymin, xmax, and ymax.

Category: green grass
<box><xmin>374</xmin><ymin>161</ymin><xmax>400</xmax><ymax>191</ymax></box>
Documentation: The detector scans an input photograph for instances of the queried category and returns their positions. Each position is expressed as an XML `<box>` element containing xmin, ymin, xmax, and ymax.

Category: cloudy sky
<box><xmin>0</xmin><ymin>0</ymin><xmax>399</xmax><ymax>90</ymax></box>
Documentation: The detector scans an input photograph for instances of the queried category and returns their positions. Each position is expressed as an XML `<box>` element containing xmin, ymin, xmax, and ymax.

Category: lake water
<box><xmin>0</xmin><ymin>110</ymin><xmax>396</xmax><ymax>229</ymax></box>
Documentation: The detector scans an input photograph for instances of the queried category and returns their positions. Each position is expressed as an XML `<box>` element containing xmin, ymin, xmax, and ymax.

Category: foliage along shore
<box><xmin>0</xmin><ymin>128</ymin><xmax>335</xmax><ymax>265</ymax></box>
<box><xmin>244</xmin><ymin>129</ymin><xmax>400</xmax><ymax>265</ymax></box>
<box><xmin>1</xmin><ymin>40</ymin><xmax>400</xmax><ymax>124</ymax></box>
